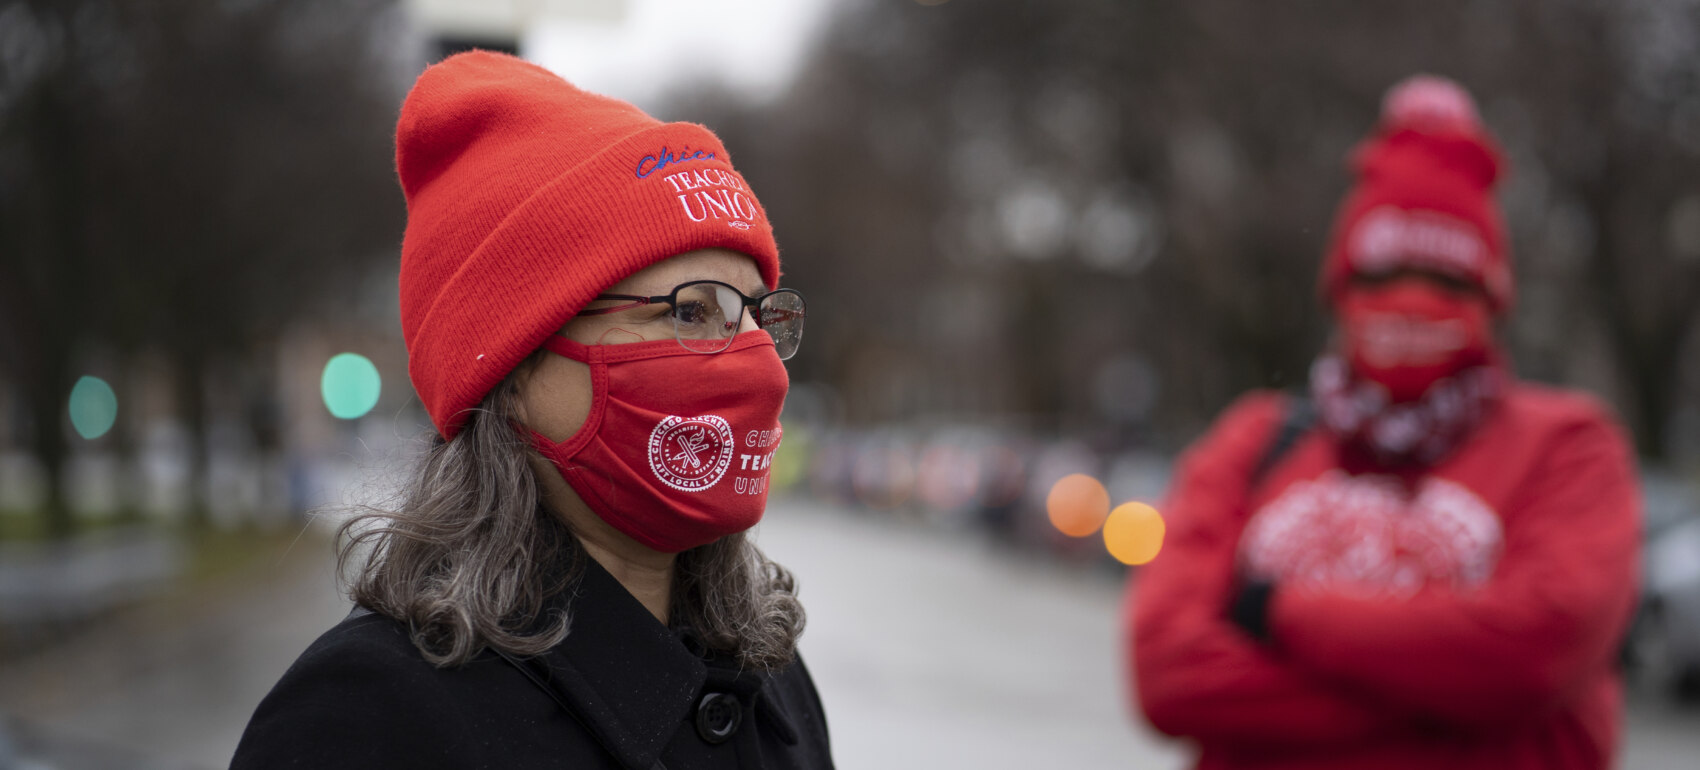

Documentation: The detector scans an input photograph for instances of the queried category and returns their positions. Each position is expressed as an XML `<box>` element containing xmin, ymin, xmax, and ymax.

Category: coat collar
<box><xmin>522</xmin><ymin>555</ymin><xmax>707</xmax><ymax>770</ymax></box>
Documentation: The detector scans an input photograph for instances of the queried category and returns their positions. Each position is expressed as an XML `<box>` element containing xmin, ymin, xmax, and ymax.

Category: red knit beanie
<box><xmin>1321</xmin><ymin>75</ymin><xmax>1513</xmax><ymax>313</ymax></box>
<box><xmin>396</xmin><ymin>51</ymin><xmax>782</xmax><ymax>438</ymax></box>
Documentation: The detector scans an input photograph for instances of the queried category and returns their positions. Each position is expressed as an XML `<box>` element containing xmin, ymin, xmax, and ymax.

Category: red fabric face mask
<box><xmin>528</xmin><ymin>332</ymin><xmax>789</xmax><ymax>553</ymax></box>
<box><xmin>1337</xmin><ymin>281</ymin><xmax>1493</xmax><ymax>402</ymax></box>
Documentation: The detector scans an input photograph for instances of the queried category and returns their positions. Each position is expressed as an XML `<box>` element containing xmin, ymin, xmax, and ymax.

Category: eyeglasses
<box><xmin>576</xmin><ymin>280</ymin><xmax>806</xmax><ymax>360</ymax></box>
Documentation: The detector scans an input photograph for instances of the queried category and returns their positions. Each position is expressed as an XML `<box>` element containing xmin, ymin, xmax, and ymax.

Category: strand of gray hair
<box><xmin>674</xmin><ymin>531</ymin><xmax>805</xmax><ymax>669</ymax></box>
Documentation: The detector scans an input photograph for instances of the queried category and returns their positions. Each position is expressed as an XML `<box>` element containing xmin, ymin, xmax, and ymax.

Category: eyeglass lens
<box><xmin>758</xmin><ymin>290</ymin><xmax>805</xmax><ymax>360</ymax></box>
<box><xmin>668</xmin><ymin>283</ymin><xmax>805</xmax><ymax>360</ymax></box>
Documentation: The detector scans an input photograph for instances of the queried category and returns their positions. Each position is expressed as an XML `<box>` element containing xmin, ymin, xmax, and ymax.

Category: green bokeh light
<box><xmin>321</xmin><ymin>353</ymin><xmax>382</xmax><ymax>420</ymax></box>
<box><xmin>69</xmin><ymin>376</ymin><xmax>119</xmax><ymax>440</ymax></box>
<box><xmin>770</xmin><ymin>426</ymin><xmax>811</xmax><ymax>492</ymax></box>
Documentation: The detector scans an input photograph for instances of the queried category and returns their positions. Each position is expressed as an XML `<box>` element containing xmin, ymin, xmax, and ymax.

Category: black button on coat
<box><xmin>231</xmin><ymin>558</ymin><xmax>833</xmax><ymax>769</ymax></box>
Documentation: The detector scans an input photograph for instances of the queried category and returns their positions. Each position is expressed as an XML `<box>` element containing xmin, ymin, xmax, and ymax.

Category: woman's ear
<box><xmin>506</xmin><ymin>348</ymin><xmax>553</xmax><ymax>427</ymax></box>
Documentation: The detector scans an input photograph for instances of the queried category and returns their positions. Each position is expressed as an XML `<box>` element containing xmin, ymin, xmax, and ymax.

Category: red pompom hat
<box><xmin>1320</xmin><ymin>75</ymin><xmax>1513</xmax><ymax>313</ymax></box>
<box><xmin>396</xmin><ymin>51</ymin><xmax>781</xmax><ymax>438</ymax></box>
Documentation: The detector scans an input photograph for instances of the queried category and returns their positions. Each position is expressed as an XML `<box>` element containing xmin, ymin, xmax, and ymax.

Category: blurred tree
<box><xmin>1493</xmin><ymin>0</ymin><xmax>1700</xmax><ymax>459</ymax></box>
<box><xmin>683</xmin><ymin>0</ymin><xmax>1700</xmax><ymax>458</ymax></box>
<box><xmin>0</xmin><ymin>0</ymin><xmax>411</xmax><ymax>535</ymax></box>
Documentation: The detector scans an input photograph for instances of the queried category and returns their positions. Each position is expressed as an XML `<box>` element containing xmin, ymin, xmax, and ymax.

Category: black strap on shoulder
<box><xmin>1250</xmin><ymin>394</ymin><xmax>1315</xmax><ymax>489</ymax></box>
<box><xmin>342</xmin><ymin>608</ymin><xmax>663</xmax><ymax>766</ymax></box>
<box><xmin>492</xmin><ymin>648</ymin><xmax>668</xmax><ymax>770</ymax></box>
<box><xmin>491</xmin><ymin>648</ymin><xmax>571</xmax><ymax>713</ymax></box>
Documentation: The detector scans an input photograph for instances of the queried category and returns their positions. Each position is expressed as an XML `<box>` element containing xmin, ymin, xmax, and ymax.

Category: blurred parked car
<box><xmin>802</xmin><ymin>422</ymin><xmax>1175</xmax><ymax>569</ymax></box>
<box><xmin>1625</xmin><ymin>473</ymin><xmax>1700</xmax><ymax>702</ymax></box>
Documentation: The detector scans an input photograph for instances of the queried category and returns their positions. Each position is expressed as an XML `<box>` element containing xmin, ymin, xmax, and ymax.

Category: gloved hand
<box><xmin>1228</xmin><ymin>577</ymin><xmax>1276</xmax><ymax>643</ymax></box>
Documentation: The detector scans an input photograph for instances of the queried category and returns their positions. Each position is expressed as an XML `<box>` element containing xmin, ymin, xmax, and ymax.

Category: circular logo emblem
<box><xmin>648</xmin><ymin>415</ymin><xmax>736</xmax><ymax>493</ymax></box>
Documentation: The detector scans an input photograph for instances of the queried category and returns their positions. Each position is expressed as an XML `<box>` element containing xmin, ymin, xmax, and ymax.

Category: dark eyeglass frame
<box><xmin>575</xmin><ymin>279</ymin><xmax>806</xmax><ymax>359</ymax></box>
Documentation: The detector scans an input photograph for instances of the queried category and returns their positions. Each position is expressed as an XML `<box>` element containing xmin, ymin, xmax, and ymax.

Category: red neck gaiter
<box><xmin>527</xmin><ymin>332</ymin><xmax>789</xmax><ymax>553</ymax></box>
<box><xmin>1316</xmin><ymin>281</ymin><xmax>1503</xmax><ymax>467</ymax></box>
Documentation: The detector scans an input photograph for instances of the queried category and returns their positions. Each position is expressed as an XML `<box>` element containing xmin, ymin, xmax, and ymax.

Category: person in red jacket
<box><xmin>1126</xmin><ymin>75</ymin><xmax>1642</xmax><ymax>770</ymax></box>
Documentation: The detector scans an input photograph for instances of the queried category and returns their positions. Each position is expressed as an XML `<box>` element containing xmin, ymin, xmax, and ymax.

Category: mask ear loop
<box><xmin>521</xmin><ymin>348</ymin><xmax>611</xmax><ymax>461</ymax></box>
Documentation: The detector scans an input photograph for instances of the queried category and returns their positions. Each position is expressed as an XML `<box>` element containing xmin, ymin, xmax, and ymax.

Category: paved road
<box><xmin>1</xmin><ymin>497</ymin><xmax>1697</xmax><ymax>768</ymax></box>
<box><xmin>759</xmin><ymin>501</ymin><xmax>1185</xmax><ymax>769</ymax></box>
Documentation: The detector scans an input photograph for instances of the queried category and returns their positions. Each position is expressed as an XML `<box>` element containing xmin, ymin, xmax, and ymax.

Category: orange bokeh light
<box><xmin>1047</xmin><ymin>473</ymin><xmax>1111</xmax><ymax>537</ymax></box>
<box><xmin>1104</xmin><ymin>501</ymin><xmax>1165</xmax><ymax>565</ymax></box>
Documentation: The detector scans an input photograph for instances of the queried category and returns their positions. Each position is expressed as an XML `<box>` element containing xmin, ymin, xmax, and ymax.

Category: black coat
<box><xmin>231</xmin><ymin>558</ymin><xmax>833</xmax><ymax>769</ymax></box>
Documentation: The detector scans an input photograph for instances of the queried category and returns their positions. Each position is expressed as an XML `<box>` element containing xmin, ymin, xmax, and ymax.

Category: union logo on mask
<box><xmin>647</xmin><ymin>415</ymin><xmax>736</xmax><ymax>492</ymax></box>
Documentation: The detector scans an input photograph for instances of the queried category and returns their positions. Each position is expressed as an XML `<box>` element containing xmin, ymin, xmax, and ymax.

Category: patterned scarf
<box><xmin>1309</xmin><ymin>354</ymin><xmax>1503</xmax><ymax>468</ymax></box>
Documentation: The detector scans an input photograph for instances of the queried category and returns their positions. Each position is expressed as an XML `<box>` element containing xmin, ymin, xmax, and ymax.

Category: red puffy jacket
<box><xmin>1128</xmin><ymin>383</ymin><xmax>1641</xmax><ymax>769</ymax></box>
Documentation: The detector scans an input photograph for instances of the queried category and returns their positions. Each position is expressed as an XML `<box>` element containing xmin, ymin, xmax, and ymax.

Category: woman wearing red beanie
<box><xmin>1127</xmin><ymin>76</ymin><xmax>1641</xmax><ymax>769</ymax></box>
<box><xmin>233</xmin><ymin>51</ymin><xmax>832</xmax><ymax>769</ymax></box>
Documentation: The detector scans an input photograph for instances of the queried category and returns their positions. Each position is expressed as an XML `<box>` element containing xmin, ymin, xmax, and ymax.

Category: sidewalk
<box><xmin>0</xmin><ymin>526</ymin><xmax>348</xmax><ymax>770</ymax></box>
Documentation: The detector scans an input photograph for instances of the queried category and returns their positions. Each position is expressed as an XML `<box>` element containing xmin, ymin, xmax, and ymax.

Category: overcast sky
<box><xmin>523</xmin><ymin>0</ymin><xmax>840</xmax><ymax>112</ymax></box>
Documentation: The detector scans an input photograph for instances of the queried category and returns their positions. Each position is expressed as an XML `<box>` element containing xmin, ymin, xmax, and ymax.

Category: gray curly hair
<box><xmin>338</xmin><ymin>352</ymin><xmax>805</xmax><ymax>669</ymax></box>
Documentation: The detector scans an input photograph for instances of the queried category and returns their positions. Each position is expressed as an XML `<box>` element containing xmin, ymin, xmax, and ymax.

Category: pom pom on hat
<box><xmin>1321</xmin><ymin>74</ymin><xmax>1513</xmax><ymax>312</ymax></box>
<box><xmin>1381</xmin><ymin>75</ymin><xmax>1482</xmax><ymax>135</ymax></box>
<box><xmin>396</xmin><ymin>51</ymin><xmax>782</xmax><ymax>438</ymax></box>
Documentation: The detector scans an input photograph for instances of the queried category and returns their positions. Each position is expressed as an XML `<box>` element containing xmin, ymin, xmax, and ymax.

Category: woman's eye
<box><xmin>673</xmin><ymin>300</ymin><xmax>712</xmax><ymax>325</ymax></box>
